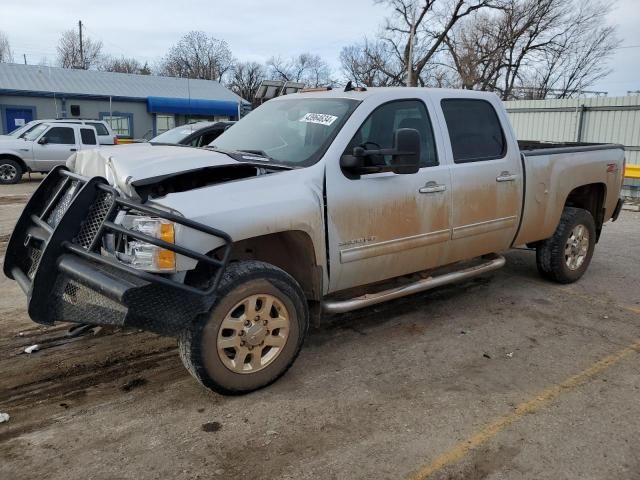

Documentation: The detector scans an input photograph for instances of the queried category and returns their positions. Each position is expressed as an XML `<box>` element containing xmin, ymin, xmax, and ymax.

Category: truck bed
<box><xmin>518</xmin><ymin>140</ymin><xmax>624</xmax><ymax>157</ymax></box>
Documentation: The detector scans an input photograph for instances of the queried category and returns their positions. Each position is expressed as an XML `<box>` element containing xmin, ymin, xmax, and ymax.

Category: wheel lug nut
<box><xmin>239</xmin><ymin>331</ymin><xmax>244</xmax><ymax>336</ymax></box>
<box><xmin>244</xmin><ymin>320</ymin><xmax>251</xmax><ymax>327</ymax></box>
<box><xmin>240</xmin><ymin>340</ymin><xmax>246</xmax><ymax>346</ymax></box>
<box><xmin>248</xmin><ymin>345</ymin><xmax>253</xmax><ymax>350</ymax></box>
<box><xmin>263</xmin><ymin>320</ymin><xmax>268</xmax><ymax>325</ymax></box>
<box><xmin>255</xmin><ymin>315</ymin><xmax>260</xmax><ymax>321</ymax></box>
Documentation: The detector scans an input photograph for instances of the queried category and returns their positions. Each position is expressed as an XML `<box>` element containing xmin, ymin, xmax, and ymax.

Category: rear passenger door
<box><xmin>32</xmin><ymin>126</ymin><xmax>79</xmax><ymax>172</ymax></box>
<box><xmin>79</xmin><ymin>127</ymin><xmax>98</xmax><ymax>150</ymax></box>
<box><xmin>439</xmin><ymin>98</ymin><xmax>523</xmax><ymax>261</ymax></box>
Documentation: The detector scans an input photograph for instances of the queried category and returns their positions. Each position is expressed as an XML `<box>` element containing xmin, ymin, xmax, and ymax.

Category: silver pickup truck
<box><xmin>4</xmin><ymin>87</ymin><xmax>625</xmax><ymax>395</ymax></box>
<box><xmin>0</xmin><ymin>122</ymin><xmax>100</xmax><ymax>184</ymax></box>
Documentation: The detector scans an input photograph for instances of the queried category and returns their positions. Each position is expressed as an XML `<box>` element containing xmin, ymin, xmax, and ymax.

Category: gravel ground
<box><xmin>0</xmin><ymin>180</ymin><xmax>638</xmax><ymax>480</ymax></box>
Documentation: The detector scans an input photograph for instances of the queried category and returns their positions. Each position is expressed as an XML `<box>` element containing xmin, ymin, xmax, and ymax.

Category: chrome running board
<box><xmin>322</xmin><ymin>253</ymin><xmax>505</xmax><ymax>314</ymax></box>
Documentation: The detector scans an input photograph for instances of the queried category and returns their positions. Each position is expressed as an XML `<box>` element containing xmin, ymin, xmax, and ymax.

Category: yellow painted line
<box><xmin>626</xmin><ymin>305</ymin><xmax>640</xmax><ymax>314</ymax></box>
<box><xmin>407</xmin><ymin>339</ymin><xmax>640</xmax><ymax>480</ymax></box>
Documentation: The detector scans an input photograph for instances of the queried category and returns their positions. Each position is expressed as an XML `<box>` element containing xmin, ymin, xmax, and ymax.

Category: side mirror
<box><xmin>339</xmin><ymin>128</ymin><xmax>421</xmax><ymax>176</ymax></box>
<box><xmin>391</xmin><ymin>128</ymin><xmax>421</xmax><ymax>175</ymax></box>
<box><xmin>38</xmin><ymin>137</ymin><xmax>48</xmax><ymax>145</ymax></box>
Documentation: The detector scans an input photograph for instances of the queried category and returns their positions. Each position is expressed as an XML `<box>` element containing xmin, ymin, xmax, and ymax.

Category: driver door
<box><xmin>325</xmin><ymin>98</ymin><xmax>452</xmax><ymax>293</ymax></box>
<box><xmin>33</xmin><ymin>126</ymin><xmax>79</xmax><ymax>172</ymax></box>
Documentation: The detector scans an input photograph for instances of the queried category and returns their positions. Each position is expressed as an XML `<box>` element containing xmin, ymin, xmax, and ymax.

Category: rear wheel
<box><xmin>178</xmin><ymin>261</ymin><xmax>309</xmax><ymax>395</ymax></box>
<box><xmin>0</xmin><ymin>158</ymin><xmax>22</xmax><ymax>185</ymax></box>
<box><xmin>536</xmin><ymin>207</ymin><xmax>596</xmax><ymax>283</ymax></box>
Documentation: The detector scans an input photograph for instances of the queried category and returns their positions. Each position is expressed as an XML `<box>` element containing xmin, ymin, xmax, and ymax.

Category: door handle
<box><xmin>19</xmin><ymin>148</ymin><xmax>29</xmax><ymax>152</ymax></box>
<box><xmin>69</xmin><ymin>148</ymin><xmax>77</xmax><ymax>152</ymax></box>
<box><xmin>496</xmin><ymin>171</ymin><xmax>517</xmax><ymax>182</ymax></box>
<box><xmin>419</xmin><ymin>181</ymin><xmax>447</xmax><ymax>194</ymax></box>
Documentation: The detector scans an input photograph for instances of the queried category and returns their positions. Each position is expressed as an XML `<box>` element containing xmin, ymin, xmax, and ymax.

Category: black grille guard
<box><xmin>3</xmin><ymin>166</ymin><xmax>232</xmax><ymax>335</ymax></box>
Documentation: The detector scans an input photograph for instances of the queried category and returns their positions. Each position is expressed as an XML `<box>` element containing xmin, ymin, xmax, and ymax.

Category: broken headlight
<box><xmin>113</xmin><ymin>215</ymin><xmax>176</xmax><ymax>272</ymax></box>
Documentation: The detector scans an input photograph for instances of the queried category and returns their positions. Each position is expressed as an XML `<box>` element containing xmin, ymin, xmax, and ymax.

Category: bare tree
<box><xmin>340</xmin><ymin>39</ymin><xmax>404</xmax><ymax>86</ymax></box>
<box><xmin>158</xmin><ymin>31</ymin><xmax>233</xmax><ymax>81</ymax></box>
<box><xmin>267</xmin><ymin>53</ymin><xmax>332</xmax><ymax>87</ymax></box>
<box><xmin>376</xmin><ymin>0</ymin><xmax>498</xmax><ymax>86</ymax></box>
<box><xmin>100</xmin><ymin>56</ymin><xmax>151</xmax><ymax>75</ymax></box>
<box><xmin>443</xmin><ymin>0</ymin><xmax>618</xmax><ymax>99</ymax></box>
<box><xmin>528</xmin><ymin>1</ymin><xmax>620</xmax><ymax>98</ymax></box>
<box><xmin>227</xmin><ymin>61</ymin><xmax>265</xmax><ymax>105</ymax></box>
<box><xmin>0</xmin><ymin>31</ymin><xmax>13</xmax><ymax>63</ymax></box>
<box><xmin>443</xmin><ymin>13</ymin><xmax>505</xmax><ymax>91</ymax></box>
<box><xmin>56</xmin><ymin>29</ymin><xmax>103</xmax><ymax>69</ymax></box>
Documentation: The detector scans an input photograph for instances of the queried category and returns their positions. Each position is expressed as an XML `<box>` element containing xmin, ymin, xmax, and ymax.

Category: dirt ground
<box><xmin>1</xmin><ymin>178</ymin><xmax>639</xmax><ymax>480</ymax></box>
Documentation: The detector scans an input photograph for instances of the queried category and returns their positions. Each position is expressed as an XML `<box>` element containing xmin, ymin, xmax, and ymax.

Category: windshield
<box><xmin>150</xmin><ymin>124</ymin><xmax>206</xmax><ymax>144</ymax></box>
<box><xmin>8</xmin><ymin>120</ymin><xmax>40</xmax><ymax>137</ymax></box>
<box><xmin>212</xmin><ymin>97</ymin><xmax>359</xmax><ymax>166</ymax></box>
<box><xmin>23</xmin><ymin>124</ymin><xmax>49</xmax><ymax>142</ymax></box>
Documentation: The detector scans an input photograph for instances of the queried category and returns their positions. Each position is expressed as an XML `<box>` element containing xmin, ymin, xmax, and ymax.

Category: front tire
<box><xmin>536</xmin><ymin>207</ymin><xmax>596</xmax><ymax>283</ymax></box>
<box><xmin>0</xmin><ymin>158</ymin><xmax>22</xmax><ymax>184</ymax></box>
<box><xmin>178</xmin><ymin>261</ymin><xmax>309</xmax><ymax>395</ymax></box>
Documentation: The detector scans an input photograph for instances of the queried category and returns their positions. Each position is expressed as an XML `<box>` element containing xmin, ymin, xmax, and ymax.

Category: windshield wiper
<box><xmin>207</xmin><ymin>146</ymin><xmax>294</xmax><ymax>170</ymax></box>
<box><xmin>236</xmin><ymin>149</ymin><xmax>273</xmax><ymax>161</ymax></box>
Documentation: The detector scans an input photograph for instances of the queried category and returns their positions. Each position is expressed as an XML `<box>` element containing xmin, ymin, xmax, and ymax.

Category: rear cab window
<box><xmin>80</xmin><ymin>128</ymin><xmax>97</xmax><ymax>145</ymax></box>
<box><xmin>86</xmin><ymin>122</ymin><xmax>109</xmax><ymax>136</ymax></box>
<box><xmin>440</xmin><ymin>99</ymin><xmax>506</xmax><ymax>163</ymax></box>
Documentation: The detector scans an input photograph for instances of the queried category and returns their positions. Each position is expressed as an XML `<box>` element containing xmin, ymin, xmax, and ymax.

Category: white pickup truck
<box><xmin>4</xmin><ymin>87</ymin><xmax>625</xmax><ymax>395</ymax></box>
<box><xmin>0</xmin><ymin>122</ymin><xmax>99</xmax><ymax>184</ymax></box>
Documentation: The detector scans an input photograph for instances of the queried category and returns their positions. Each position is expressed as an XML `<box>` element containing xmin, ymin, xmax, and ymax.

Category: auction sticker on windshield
<box><xmin>299</xmin><ymin>113</ymin><xmax>338</xmax><ymax>126</ymax></box>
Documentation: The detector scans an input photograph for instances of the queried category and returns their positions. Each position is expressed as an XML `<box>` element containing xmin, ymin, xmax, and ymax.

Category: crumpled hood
<box><xmin>68</xmin><ymin>143</ymin><xmax>241</xmax><ymax>197</ymax></box>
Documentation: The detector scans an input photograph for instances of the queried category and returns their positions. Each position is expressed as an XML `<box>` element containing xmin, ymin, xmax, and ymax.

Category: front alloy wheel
<box><xmin>0</xmin><ymin>159</ymin><xmax>22</xmax><ymax>185</ymax></box>
<box><xmin>217</xmin><ymin>294</ymin><xmax>291</xmax><ymax>374</ymax></box>
<box><xmin>179</xmin><ymin>261</ymin><xmax>308</xmax><ymax>395</ymax></box>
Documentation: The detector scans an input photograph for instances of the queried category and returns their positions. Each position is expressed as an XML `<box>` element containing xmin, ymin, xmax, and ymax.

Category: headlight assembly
<box><xmin>115</xmin><ymin>215</ymin><xmax>176</xmax><ymax>272</ymax></box>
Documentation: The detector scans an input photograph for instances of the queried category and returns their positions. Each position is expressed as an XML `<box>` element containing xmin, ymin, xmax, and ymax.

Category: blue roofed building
<box><xmin>0</xmin><ymin>63</ymin><xmax>248</xmax><ymax>139</ymax></box>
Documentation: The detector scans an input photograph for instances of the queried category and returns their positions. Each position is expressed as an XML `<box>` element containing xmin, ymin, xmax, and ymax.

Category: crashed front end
<box><xmin>3</xmin><ymin>166</ymin><xmax>231</xmax><ymax>336</ymax></box>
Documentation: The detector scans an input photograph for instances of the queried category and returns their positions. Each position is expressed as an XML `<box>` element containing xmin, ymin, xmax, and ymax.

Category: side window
<box><xmin>346</xmin><ymin>100</ymin><xmax>438</xmax><ymax>168</ymax></box>
<box><xmin>80</xmin><ymin>128</ymin><xmax>97</xmax><ymax>145</ymax></box>
<box><xmin>43</xmin><ymin>127</ymin><xmax>75</xmax><ymax>145</ymax></box>
<box><xmin>440</xmin><ymin>99</ymin><xmax>506</xmax><ymax>163</ymax></box>
<box><xmin>86</xmin><ymin>122</ymin><xmax>109</xmax><ymax>136</ymax></box>
<box><xmin>100</xmin><ymin>113</ymin><xmax>133</xmax><ymax>138</ymax></box>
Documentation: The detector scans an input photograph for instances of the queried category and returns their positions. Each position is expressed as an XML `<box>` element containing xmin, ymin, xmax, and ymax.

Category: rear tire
<box><xmin>178</xmin><ymin>261</ymin><xmax>309</xmax><ymax>395</ymax></box>
<box><xmin>0</xmin><ymin>158</ymin><xmax>22</xmax><ymax>184</ymax></box>
<box><xmin>536</xmin><ymin>207</ymin><xmax>596</xmax><ymax>283</ymax></box>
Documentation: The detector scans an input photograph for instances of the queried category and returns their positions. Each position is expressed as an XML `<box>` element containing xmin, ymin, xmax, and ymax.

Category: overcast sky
<box><xmin>1</xmin><ymin>0</ymin><xmax>638</xmax><ymax>96</ymax></box>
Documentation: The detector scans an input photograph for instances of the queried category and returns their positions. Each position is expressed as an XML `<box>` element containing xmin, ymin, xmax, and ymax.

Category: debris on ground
<box><xmin>0</xmin><ymin>412</ymin><xmax>10</xmax><ymax>423</ymax></box>
<box><xmin>266</xmin><ymin>430</ymin><xmax>279</xmax><ymax>436</ymax></box>
<box><xmin>23</xmin><ymin>344</ymin><xmax>39</xmax><ymax>354</ymax></box>
<box><xmin>202</xmin><ymin>422</ymin><xmax>222</xmax><ymax>432</ymax></box>
<box><xmin>483</xmin><ymin>353</ymin><xmax>492</xmax><ymax>359</ymax></box>
<box><xmin>120</xmin><ymin>377</ymin><xmax>148</xmax><ymax>392</ymax></box>
<box><xmin>506</xmin><ymin>352</ymin><xmax>514</xmax><ymax>358</ymax></box>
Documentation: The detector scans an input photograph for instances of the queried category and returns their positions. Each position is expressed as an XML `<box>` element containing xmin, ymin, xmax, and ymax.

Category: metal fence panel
<box><xmin>504</xmin><ymin>95</ymin><xmax>640</xmax><ymax>197</ymax></box>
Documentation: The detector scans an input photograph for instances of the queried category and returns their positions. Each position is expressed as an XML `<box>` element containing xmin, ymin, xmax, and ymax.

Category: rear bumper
<box><xmin>611</xmin><ymin>197</ymin><xmax>623</xmax><ymax>222</ymax></box>
<box><xmin>3</xmin><ymin>166</ymin><xmax>232</xmax><ymax>336</ymax></box>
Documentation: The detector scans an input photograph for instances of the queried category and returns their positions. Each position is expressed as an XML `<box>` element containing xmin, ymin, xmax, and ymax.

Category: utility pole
<box><xmin>78</xmin><ymin>20</ymin><xmax>84</xmax><ymax>69</ymax></box>
<box><xmin>23</xmin><ymin>53</ymin><xmax>27</xmax><ymax>65</ymax></box>
<box><xmin>407</xmin><ymin>7</ymin><xmax>416</xmax><ymax>87</ymax></box>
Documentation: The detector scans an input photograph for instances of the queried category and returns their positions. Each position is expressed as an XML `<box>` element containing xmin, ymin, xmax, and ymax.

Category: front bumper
<box><xmin>3</xmin><ymin>167</ymin><xmax>232</xmax><ymax>336</ymax></box>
